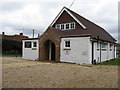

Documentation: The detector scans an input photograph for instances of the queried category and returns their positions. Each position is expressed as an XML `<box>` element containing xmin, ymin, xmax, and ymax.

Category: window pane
<box><xmin>33</xmin><ymin>42</ymin><xmax>37</xmax><ymax>47</ymax></box>
<box><xmin>102</xmin><ymin>43</ymin><xmax>107</xmax><ymax>48</ymax></box>
<box><xmin>71</xmin><ymin>22</ymin><xmax>75</xmax><ymax>29</ymax></box>
<box><xmin>97</xmin><ymin>43</ymin><xmax>99</xmax><ymax>48</ymax></box>
<box><xmin>25</xmin><ymin>42</ymin><xmax>31</xmax><ymax>48</ymax></box>
<box><xmin>66</xmin><ymin>24</ymin><xmax>69</xmax><ymax>29</ymax></box>
<box><xmin>65</xmin><ymin>41</ymin><xmax>70</xmax><ymax>47</ymax></box>
<box><xmin>101</xmin><ymin>44</ymin><xmax>105</xmax><ymax>48</ymax></box>
<box><xmin>65</xmin><ymin>41</ymin><xmax>67</xmax><ymax>47</ymax></box>
<box><xmin>61</xmin><ymin>24</ymin><xmax>64</xmax><ymax>29</ymax></box>
<box><xmin>68</xmin><ymin>41</ymin><xmax>70</xmax><ymax>47</ymax></box>
<box><xmin>110</xmin><ymin>44</ymin><xmax>113</xmax><ymax>48</ymax></box>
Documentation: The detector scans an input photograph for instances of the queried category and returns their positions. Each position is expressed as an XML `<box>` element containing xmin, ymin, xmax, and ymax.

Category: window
<box><xmin>71</xmin><ymin>22</ymin><xmax>75</xmax><ymax>29</ymax></box>
<box><xmin>110</xmin><ymin>44</ymin><xmax>113</xmax><ymax>51</ymax></box>
<box><xmin>55</xmin><ymin>24</ymin><xmax>60</xmax><ymax>29</ymax></box>
<box><xmin>33</xmin><ymin>42</ymin><xmax>37</xmax><ymax>48</ymax></box>
<box><xmin>97</xmin><ymin>42</ymin><xmax>100</xmax><ymax>50</ymax></box>
<box><xmin>97</xmin><ymin>42</ymin><xmax>100</xmax><ymax>49</ymax></box>
<box><xmin>66</xmin><ymin>24</ymin><xmax>69</xmax><ymax>29</ymax></box>
<box><xmin>25</xmin><ymin>42</ymin><xmax>31</xmax><ymax>48</ymax></box>
<box><xmin>101</xmin><ymin>43</ymin><xmax>107</xmax><ymax>48</ymax></box>
<box><xmin>55</xmin><ymin>22</ymin><xmax>75</xmax><ymax>30</ymax></box>
<box><xmin>65</xmin><ymin>41</ymin><xmax>70</xmax><ymax>47</ymax></box>
<box><xmin>110</xmin><ymin>44</ymin><xmax>113</xmax><ymax>48</ymax></box>
<box><xmin>61</xmin><ymin>24</ymin><xmax>64</xmax><ymax>29</ymax></box>
<box><xmin>101</xmin><ymin>43</ymin><xmax>107</xmax><ymax>51</ymax></box>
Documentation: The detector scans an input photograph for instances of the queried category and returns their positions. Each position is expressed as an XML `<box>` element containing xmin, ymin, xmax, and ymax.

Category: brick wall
<box><xmin>52</xmin><ymin>11</ymin><xmax>83</xmax><ymax>29</ymax></box>
<box><xmin>39</xmin><ymin>27</ymin><xmax>61</xmax><ymax>61</ymax></box>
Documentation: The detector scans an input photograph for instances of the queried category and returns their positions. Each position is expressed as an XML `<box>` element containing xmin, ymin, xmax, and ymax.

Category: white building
<box><xmin>22</xmin><ymin>38</ymin><xmax>39</xmax><ymax>60</ymax></box>
<box><xmin>22</xmin><ymin>7</ymin><xmax>117</xmax><ymax>64</ymax></box>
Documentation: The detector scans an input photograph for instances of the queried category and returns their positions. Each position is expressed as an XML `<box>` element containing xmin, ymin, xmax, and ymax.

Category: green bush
<box><xmin>2</xmin><ymin>39</ymin><xmax>22</xmax><ymax>56</ymax></box>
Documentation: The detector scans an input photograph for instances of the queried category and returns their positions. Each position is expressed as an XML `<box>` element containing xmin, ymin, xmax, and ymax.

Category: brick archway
<box><xmin>39</xmin><ymin>27</ymin><xmax>61</xmax><ymax>61</ymax></box>
<box><xmin>39</xmin><ymin>39</ymin><xmax>60</xmax><ymax>61</ymax></box>
<box><xmin>42</xmin><ymin>40</ymin><xmax>56</xmax><ymax>60</ymax></box>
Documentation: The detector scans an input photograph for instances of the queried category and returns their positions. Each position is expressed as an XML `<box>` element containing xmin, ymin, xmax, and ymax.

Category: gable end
<box><xmin>50</xmin><ymin>7</ymin><xmax>86</xmax><ymax>29</ymax></box>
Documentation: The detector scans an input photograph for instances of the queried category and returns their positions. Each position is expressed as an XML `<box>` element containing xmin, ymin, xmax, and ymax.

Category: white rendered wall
<box><xmin>94</xmin><ymin>42</ymin><xmax>115</xmax><ymax>63</ymax></box>
<box><xmin>22</xmin><ymin>40</ymin><xmax>39</xmax><ymax>60</ymax></box>
<box><xmin>108</xmin><ymin>44</ymin><xmax>114</xmax><ymax>60</ymax></box>
<box><xmin>60</xmin><ymin>37</ymin><xmax>92</xmax><ymax>64</ymax></box>
<box><xmin>94</xmin><ymin>42</ymin><xmax>100</xmax><ymax>63</ymax></box>
<box><xmin>101</xmin><ymin>48</ymin><xmax>108</xmax><ymax>62</ymax></box>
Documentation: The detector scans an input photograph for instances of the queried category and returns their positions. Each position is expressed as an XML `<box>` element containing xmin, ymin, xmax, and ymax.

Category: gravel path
<box><xmin>2</xmin><ymin>57</ymin><xmax>118</xmax><ymax>88</ymax></box>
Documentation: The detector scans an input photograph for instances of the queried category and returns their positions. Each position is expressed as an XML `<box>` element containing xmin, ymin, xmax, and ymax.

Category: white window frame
<box><xmin>64</xmin><ymin>40</ymin><xmax>71</xmax><ymax>48</ymax></box>
<box><xmin>32</xmin><ymin>41</ymin><xmax>37</xmax><ymax>48</ymax></box>
<box><xmin>55</xmin><ymin>22</ymin><xmax>75</xmax><ymax>30</ymax></box>
<box><xmin>61</xmin><ymin>24</ymin><xmax>64</xmax><ymax>29</ymax></box>
<box><xmin>101</xmin><ymin>43</ymin><xmax>108</xmax><ymax>51</ymax></box>
<box><xmin>97</xmin><ymin>42</ymin><xmax>100</xmax><ymax>49</ymax></box>
<box><xmin>70</xmin><ymin>22</ymin><xmax>75</xmax><ymax>29</ymax></box>
<box><xmin>65</xmin><ymin>23</ymin><xmax>70</xmax><ymax>30</ymax></box>
<box><xmin>110</xmin><ymin>43</ymin><xmax>113</xmax><ymax>51</ymax></box>
<box><xmin>25</xmin><ymin>41</ymin><xmax>31</xmax><ymax>48</ymax></box>
<box><xmin>110</xmin><ymin>44</ymin><xmax>113</xmax><ymax>48</ymax></box>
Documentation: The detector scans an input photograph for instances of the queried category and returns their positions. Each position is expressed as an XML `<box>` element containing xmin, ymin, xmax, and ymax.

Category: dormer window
<box><xmin>55</xmin><ymin>22</ymin><xmax>75</xmax><ymax>30</ymax></box>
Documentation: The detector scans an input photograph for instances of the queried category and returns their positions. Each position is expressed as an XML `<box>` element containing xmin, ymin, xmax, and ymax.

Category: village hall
<box><xmin>22</xmin><ymin>7</ymin><xmax>117</xmax><ymax>64</ymax></box>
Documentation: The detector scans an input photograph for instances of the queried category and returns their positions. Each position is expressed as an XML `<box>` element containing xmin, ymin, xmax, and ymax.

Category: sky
<box><xmin>0</xmin><ymin>0</ymin><xmax>119</xmax><ymax>40</ymax></box>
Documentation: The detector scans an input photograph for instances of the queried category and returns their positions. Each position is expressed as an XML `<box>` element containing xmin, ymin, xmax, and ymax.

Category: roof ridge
<box><xmin>65</xmin><ymin>7</ymin><xmax>104</xmax><ymax>29</ymax></box>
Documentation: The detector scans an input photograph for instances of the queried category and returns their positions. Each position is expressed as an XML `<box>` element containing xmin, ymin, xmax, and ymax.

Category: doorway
<box><xmin>45</xmin><ymin>40</ymin><xmax>56</xmax><ymax>60</ymax></box>
<box><xmin>51</xmin><ymin>42</ymin><xmax>55</xmax><ymax>60</ymax></box>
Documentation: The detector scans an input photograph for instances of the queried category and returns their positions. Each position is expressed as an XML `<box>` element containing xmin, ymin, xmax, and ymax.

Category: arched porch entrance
<box><xmin>44</xmin><ymin>40</ymin><xmax>56</xmax><ymax>60</ymax></box>
<box><xmin>39</xmin><ymin>27</ymin><xmax>61</xmax><ymax>61</ymax></box>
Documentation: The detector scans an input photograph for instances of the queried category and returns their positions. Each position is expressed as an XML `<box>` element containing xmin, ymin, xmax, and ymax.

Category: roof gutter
<box><xmin>90</xmin><ymin>37</ymin><xmax>117</xmax><ymax>44</ymax></box>
<box><xmin>60</xmin><ymin>34</ymin><xmax>91</xmax><ymax>38</ymax></box>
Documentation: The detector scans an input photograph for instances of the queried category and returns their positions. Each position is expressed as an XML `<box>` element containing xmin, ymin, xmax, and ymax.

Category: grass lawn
<box><xmin>97</xmin><ymin>57</ymin><xmax>120</xmax><ymax>66</ymax></box>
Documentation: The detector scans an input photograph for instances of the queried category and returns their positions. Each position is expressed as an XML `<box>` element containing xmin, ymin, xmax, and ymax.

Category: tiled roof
<box><xmin>66</xmin><ymin>7</ymin><xmax>116</xmax><ymax>42</ymax></box>
<box><xmin>47</xmin><ymin>7</ymin><xmax>116</xmax><ymax>43</ymax></box>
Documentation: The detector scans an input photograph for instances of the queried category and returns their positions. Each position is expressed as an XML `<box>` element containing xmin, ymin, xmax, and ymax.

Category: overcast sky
<box><xmin>0</xmin><ymin>0</ymin><xmax>119</xmax><ymax>40</ymax></box>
